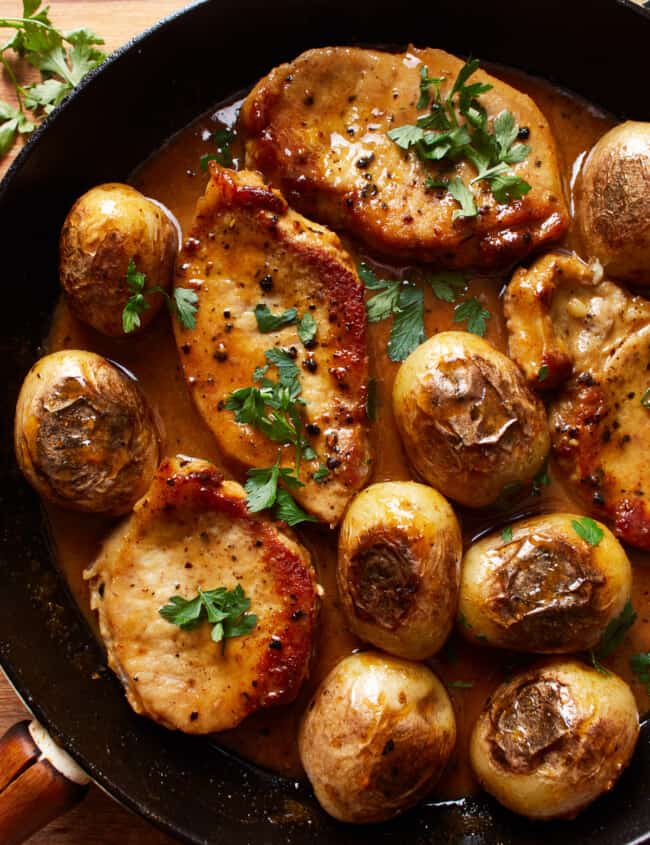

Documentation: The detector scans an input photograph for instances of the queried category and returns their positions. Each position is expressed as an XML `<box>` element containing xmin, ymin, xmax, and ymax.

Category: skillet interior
<box><xmin>1</xmin><ymin>0</ymin><xmax>650</xmax><ymax>842</ymax></box>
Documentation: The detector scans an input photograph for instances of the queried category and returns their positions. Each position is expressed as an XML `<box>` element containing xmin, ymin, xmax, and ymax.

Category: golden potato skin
<box><xmin>576</xmin><ymin>122</ymin><xmax>650</xmax><ymax>286</ymax></box>
<box><xmin>392</xmin><ymin>332</ymin><xmax>550</xmax><ymax>507</ymax></box>
<box><xmin>470</xmin><ymin>659</ymin><xmax>639</xmax><ymax>820</ymax></box>
<box><xmin>459</xmin><ymin>514</ymin><xmax>631</xmax><ymax>652</ymax></box>
<box><xmin>299</xmin><ymin>652</ymin><xmax>456</xmax><ymax>823</ymax></box>
<box><xmin>15</xmin><ymin>350</ymin><xmax>159</xmax><ymax>515</ymax></box>
<box><xmin>337</xmin><ymin>482</ymin><xmax>461</xmax><ymax>659</ymax></box>
<box><xmin>60</xmin><ymin>183</ymin><xmax>178</xmax><ymax>335</ymax></box>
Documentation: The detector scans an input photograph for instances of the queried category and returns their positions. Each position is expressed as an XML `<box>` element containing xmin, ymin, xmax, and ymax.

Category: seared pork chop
<box><xmin>505</xmin><ymin>252</ymin><xmax>650</xmax><ymax>550</ymax></box>
<box><xmin>241</xmin><ymin>46</ymin><xmax>568</xmax><ymax>269</ymax></box>
<box><xmin>85</xmin><ymin>456</ymin><xmax>319</xmax><ymax>733</ymax></box>
<box><xmin>173</xmin><ymin>165</ymin><xmax>371</xmax><ymax>527</ymax></box>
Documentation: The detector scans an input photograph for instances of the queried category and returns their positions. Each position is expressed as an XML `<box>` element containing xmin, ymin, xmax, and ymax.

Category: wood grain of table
<box><xmin>0</xmin><ymin>5</ymin><xmax>190</xmax><ymax>841</ymax></box>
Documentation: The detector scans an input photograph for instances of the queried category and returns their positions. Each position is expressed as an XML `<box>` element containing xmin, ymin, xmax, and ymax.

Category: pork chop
<box><xmin>85</xmin><ymin>456</ymin><xmax>319</xmax><ymax>733</ymax></box>
<box><xmin>505</xmin><ymin>252</ymin><xmax>650</xmax><ymax>550</ymax></box>
<box><xmin>241</xmin><ymin>46</ymin><xmax>568</xmax><ymax>269</ymax></box>
<box><xmin>173</xmin><ymin>165</ymin><xmax>371</xmax><ymax>527</ymax></box>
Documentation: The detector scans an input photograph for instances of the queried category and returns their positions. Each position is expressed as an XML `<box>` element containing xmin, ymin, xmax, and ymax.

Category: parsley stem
<box><xmin>0</xmin><ymin>54</ymin><xmax>22</xmax><ymax>112</ymax></box>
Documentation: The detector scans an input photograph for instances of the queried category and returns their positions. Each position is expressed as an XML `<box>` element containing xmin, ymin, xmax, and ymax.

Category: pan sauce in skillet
<box><xmin>42</xmin><ymin>63</ymin><xmax>650</xmax><ymax>801</ymax></box>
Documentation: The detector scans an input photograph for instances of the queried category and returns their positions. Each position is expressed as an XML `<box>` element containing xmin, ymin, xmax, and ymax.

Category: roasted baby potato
<box><xmin>299</xmin><ymin>652</ymin><xmax>456</xmax><ymax>823</ymax></box>
<box><xmin>470</xmin><ymin>659</ymin><xmax>639</xmax><ymax>820</ymax></box>
<box><xmin>392</xmin><ymin>332</ymin><xmax>550</xmax><ymax>507</ymax></box>
<box><xmin>337</xmin><ymin>482</ymin><xmax>461</xmax><ymax>659</ymax></box>
<box><xmin>15</xmin><ymin>350</ymin><xmax>159</xmax><ymax>514</ymax></box>
<box><xmin>576</xmin><ymin>122</ymin><xmax>650</xmax><ymax>286</ymax></box>
<box><xmin>459</xmin><ymin>514</ymin><xmax>631</xmax><ymax>652</ymax></box>
<box><xmin>60</xmin><ymin>183</ymin><xmax>179</xmax><ymax>335</ymax></box>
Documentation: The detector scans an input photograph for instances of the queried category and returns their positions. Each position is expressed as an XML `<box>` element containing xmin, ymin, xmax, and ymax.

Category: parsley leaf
<box><xmin>429</xmin><ymin>271</ymin><xmax>468</xmax><ymax>303</ymax></box>
<box><xmin>160</xmin><ymin>584</ymin><xmax>257</xmax><ymax>645</ymax></box>
<box><xmin>630</xmin><ymin>652</ymin><xmax>650</xmax><ymax>696</ymax></box>
<box><xmin>388</xmin><ymin>285</ymin><xmax>425</xmax><ymax>362</ymax></box>
<box><xmin>312</xmin><ymin>464</ymin><xmax>330</xmax><ymax>483</ymax></box>
<box><xmin>121</xmin><ymin>260</ymin><xmax>197</xmax><ymax>332</ymax></box>
<box><xmin>388</xmin><ymin>59</ymin><xmax>532</xmax><ymax>216</ymax></box>
<box><xmin>298</xmin><ymin>312</ymin><xmax>317</xmax><ymax>345</ymax></box>
<box><xmin>641</xmin><ymin>388</ymin><xmax>650</xmax><ymax>409</ymax></box>
<box><xmin>366</xmin><ymin>377</ymin><xmax>378</xmax><ymax>422</ymax></box>
<box><xmin>0</xmin><ymin>4</ymin><xmax>106</xmax><ymax>155</ymax></box>
<box><xmin>531</xmin><ymin>464</ymin><xmax>550</xmax><ymax>496</ymax></box>
<box><xmin>501</xmin><ymin>525</ymin><xmax>513</xmax><ymax>542</ymax></box>
<box><xmin>572</xmin><ymin>516</ymin><xmax>604</xmax><ymax>547</ymax></box>
<box><xmin>360</xmin><ymin>264</ymin><xmax>426</xmax><ymax>362</ymax></box>
<box><xmin>199</xmin><ymin>127</ymin><xmax>235</xmax><ymax>171</ymax></box>
<box><xmin>538</xmin><ymin>364</ymin><xmax>549</xmax><ymax>383</ymax></box>
<box><xmin>447</xmin><ymin>680</ymin><xmax>474</xmax><ymax>689</ymax></box>
<box><xmin>254</xmin><ymin>303</ymin><xmax>298</xmax><ymax>332</ymax></box>
<box><xmin>274</xmin><ymin>486</ymin><xmax>318</xmax><ymax>526</ymax></box>
<box><xmin>172</xmin><ymin>287</ymin><xmax>199</xmax><ymax>330</ymax></box>
<box><xmin>590</xmin><ymin>600</ymin><xmax>637</xmax><ymax>672</ymax></box>
<box><xmin>453</xmin><ymin>297</ymin><xmax>491</xmax><ymax>336</ymax></box>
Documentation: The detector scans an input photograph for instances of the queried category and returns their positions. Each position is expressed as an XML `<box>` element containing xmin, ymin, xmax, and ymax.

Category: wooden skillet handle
<box><xmin>0</xmin><ymin>720</ymin><xmax>90</xmax><ymax>845</ymax></box>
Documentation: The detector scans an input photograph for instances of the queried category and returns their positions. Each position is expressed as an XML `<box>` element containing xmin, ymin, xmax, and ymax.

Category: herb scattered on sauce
<box><xmin>630</xmin><ymin>652</ymin><xmax>650</xmax><ymax>696</ymax></box>
<box><xmin>199</xmin><ymin>127</ymin><xmax>236</xmax><ymax>171</ymax></box>
<box><xmin>641</xmin><ymin>387</ymin><xmax>650</xmax><ymax>409</ymax></box>
<box><xmin>159</xmin><ymin>584</ymin><xmax>257</xmax><ymax>644</ymax></box>
<box><xmin>359</xmin><ymin>262</ymin><xmax>424</xmax><ymax>362</ymax></box>
<box><xmin>453</xmin><ymin>296</ymin><xmax>491</xmax><ymax>337</ymax></box>
<box><xmin>388</xmin><ymin>58</ymin><xmax>532</xmax><ymax>219</ymax></box>
<box><xmin>572</xmin><ymin>516</ymin><xmax>604</xmax><ymax>547</ymax></box>
<box><xmin>122</xmin><ymin>259</ymin><xmax>198</xmax><ymax>333</ymax></box>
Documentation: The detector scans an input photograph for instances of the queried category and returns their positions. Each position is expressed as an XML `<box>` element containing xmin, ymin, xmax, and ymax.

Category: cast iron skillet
<box><xmin>1</xmin><ymin>0</ymin><xmax>650</xmax><ymax>841</ymax></box>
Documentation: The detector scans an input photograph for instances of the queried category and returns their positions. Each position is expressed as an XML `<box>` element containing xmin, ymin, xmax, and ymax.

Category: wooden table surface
<box><xmin>2</xmin><ymin>0</ymin><xmax>650</xmax><ymax>842</ymax></box>
<box><xmin>0</xmin><ymin>4</ymin><xmax>190</xmax><ymax>841</ymax></box>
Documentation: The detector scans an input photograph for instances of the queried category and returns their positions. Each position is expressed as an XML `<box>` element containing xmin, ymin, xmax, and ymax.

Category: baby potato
<box><xmin>337</xmin><ymin>482</ymin><xmax>461</xmax><ymax>659</ymax></box>
<box><xmin>299</xmin><ymin>652</ymin><xmax>456</xmax><ymax>823</ymax></box>
<box><xmin>459</xmin><ymin>514</ymin><xmax>631</xmax><ymax>652</ymax></box>
<box><xmin>60</xmin><ymin>183</ymin><xmax>179</xmax><ymax>335</ymax></box>
<box><xmin>576</xmin><ymin>121</ymin><xmax>650</xmax><ymax>286</ymax></box>
<box><xmin>15</xmin><ymin>350</ymin><xmax>159</xmax><ymax>515</ymax></box>
<box><xmin>392</xmin><ymin>332</ymin><xmax>550</xmax><ymax>507</ymax></box>
<box><xmin>470</xmin><ymin>659</ymin><xmax>639</xmax><ymax>820</ymax></box>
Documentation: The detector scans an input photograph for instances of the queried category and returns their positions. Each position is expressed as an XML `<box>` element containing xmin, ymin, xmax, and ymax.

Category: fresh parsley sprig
<box><xmin>253</xmin><ymin>303</ymin><xmax>318</xmax><ymax>348</ymax></box>
<box><xmin>388</xmin><ymin>58</ymin><xmax>532</xmax><ymax>219</ymax></box>
<box><xmin>453</xmin><ymin>297</ymin><xmax>491</xmax><ymax>337</ymax></box>
<box><xmin>590</xmin><ymin>600</ymin><xmax>637</xmax><ymax>674</ymax></box>
<box><xmin>199</xmin><ymin>127</ymin><xmax>236</xmax><ymax>171</ymax></box>
<box><xmin>122</xmin><ymin>259</ymin><xmax>198</xmax><ymax>333</ymax></box>
<box><xmin>245</xmin><ymin>459</ymin><xmax>317</xmax><ymax>526</ymax></box>
<box><xmin>0</xmin><ymin>2</ymin><xmax>106</xmax><ymax>156</ymax></box>
<box><xmin>359</xmin><ymin>263</ymin><xmax>424</xmax><ymax>362</ymax></box>
<box><xmin>159</xmin><ymin>584</ymin><xmax>257</xmax><ymax>645</ymax></box>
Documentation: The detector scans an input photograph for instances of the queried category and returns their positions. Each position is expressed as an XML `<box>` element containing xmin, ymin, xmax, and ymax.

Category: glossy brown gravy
<box><xmin>45</xmin><ymin>63</ymin><xmax>650</xmax><ymax>799</ymax></box>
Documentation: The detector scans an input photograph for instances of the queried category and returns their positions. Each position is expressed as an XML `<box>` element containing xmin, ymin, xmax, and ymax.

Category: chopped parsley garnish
<box><xmin>244</xmin><ymin>460</ymin><xmax>317</xmax><ymax>526</ymax></box>
<box><xmin>630</xmin><ymin>652</ymin><xmax>650</xmax><ymax>695</ymax></box>
<box><xmin>199</xmin><ymin>127</ymin><xmax>235</xmax><ymax>171</ymax></box>
<box><xmin>298</xmin><ymin>312</ymin><xmax>317</xmax><ymax>345</ymax></box>
<box><xmin>590</xmin><ymin>600</ymin><xmax>637</xmax><ymax>673</ymax></box>
<box><xmin>0</xmin><ymin>3</ymin><xmax>106</xmax><ymax>156</ymax></box>
<box><xmin>225</xmin><ymin>347</ymin><xmax>321</xmax><ymax>525</ymax></box>
<box><xmin>501</xmin><ymin>525</ymin><xmax>513</xmax><ymax>542</ymax></box>
<box><xmin>538</xmin><ymin>364</ymin><xmax>549</xmax><ymax>383</ymax></box>
<box><xmin>447</xmin><ymin>680</ymin><xmax>474</xmax><ymax>689</ymax></box>
<box><xmin>225</xmin><ymin>349</ymin><xmax>315</xmax><ymax>468</ymax></box>
<box><xmin>159</xmin><ymin>584</ymin><xmax>257</xmax><ymax>644</ymax></box>
<box><xmin>453</xmin><ymin>297</ymin><xmax>491</xmax><ymax>337</ymax></box>
<box><xmin>312</xmin><ymin>464</ymin><xmax>330</xmax><ymax>483</ymax></box>
<box><xmin>641</xmin><ymin>388</ymin><xmax>650</xmax><ymax>409</ymax></box>
<box><xmin>360</xmin><ymin>263</ymin><xmax>425</xmax><ymax>362</ymax></box>
<box><xmin>254</xmin><ymin>303</ymin><xmax>297</xmax><ymax>332</ymax></box>
<box><xmin>572</xmin><ymin>516</ymin><xmax>604</xmax><ymax>547</ymax></box>
<box><xmin>122</xmin><ymin>260</ymin><xmax>198</xmax><ymax>332</ymax></box>
<box><xmin>429</xmin><ymin>271</ymin><xmax>468</xmax><ymax>303</ymax></box>
<box><xmin>389</xmin><ymin>58</ymin><xmax>532</xmax><ymax>219</ymax></box>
